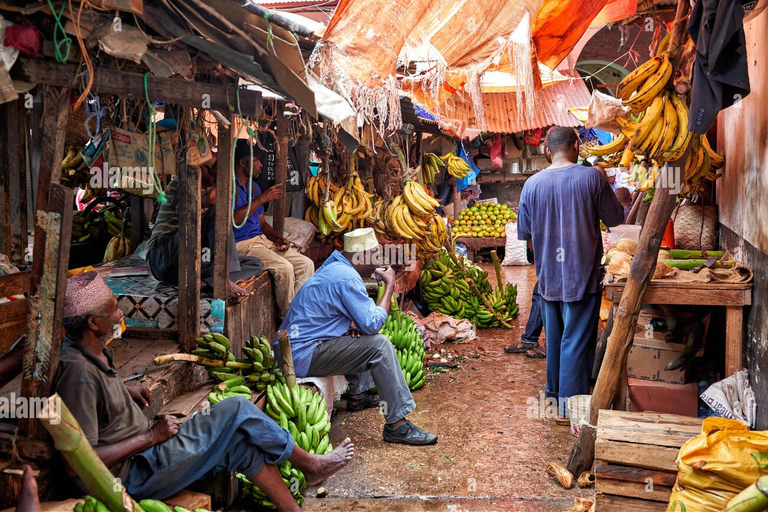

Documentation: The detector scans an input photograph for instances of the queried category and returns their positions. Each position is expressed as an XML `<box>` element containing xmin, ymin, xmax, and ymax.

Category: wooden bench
<box><xmin>0</xmin><ymin>271</ymin><xmax>30</xmax><ymax>353</ymax></box>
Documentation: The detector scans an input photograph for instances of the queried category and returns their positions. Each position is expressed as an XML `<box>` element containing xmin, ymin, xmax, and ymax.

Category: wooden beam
<box><xmin>272</xmin><ymin>108</ymin><xmax>289</xmax><ymax>238</ymax></box>
<box><xmin>129</xmin><ymin>195</ymin><xmax>143</xmax><ymax>254</ymax></box>
<box><xmin>11</xmin><ymin>57</ymin><xmax>262</xmax><ymax>117</ymax></box>
<box><xmin>225</xmin><ymin>0</ymin><xmax>319</xmax><ymax>40</ymax></box>
<box><xmin>213</xmin><ymin>113</ymin><xmax>233</xmax><ymax>301</ymax></box>
<box><xmin>17</xmin><ymin>102</ymin><xmax>29</xmax><ymax>266</ymax></box>
<box><xmin>5</xmin><ymin>100</ymin><xmax>23</xmax><ymax>264</ymax></box>
<box><xmin>725</xmin><ymin>306</ymin><xmax>744</xmax><ymax>376</ymax></box>
<box><xmin>178</xmin><ymin>153</ymin><xmax>202</xmax><ymax>352</ymax></box>
<box><xmin>0</xmin><ymin>271</ymin><xmax>31</xmax><ymax>297</ymax></box>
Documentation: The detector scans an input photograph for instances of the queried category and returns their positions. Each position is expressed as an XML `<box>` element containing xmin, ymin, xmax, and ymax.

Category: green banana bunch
<box><xmin>76</xmin><ymin>497</ymin><xmax>210</xmax><ymax>512</ymax></box>
<box><xmin>422</xmin><ymin>152</ymin><xmax>445</xmax><ymax>184</ymax></box>
<box><xmin>237</xmin><ymin>462</ymin><xmax>306</xmax><ymax>508</ymax></box>
<box><xmin>379</xmin><ymin>307</ymin><xmax>426</xmax><ymax>390</ymax></box>
<box><xmin>208</xmin><ymin>375</ymin><xmax>253</xmax><ymax>405</ymax></box>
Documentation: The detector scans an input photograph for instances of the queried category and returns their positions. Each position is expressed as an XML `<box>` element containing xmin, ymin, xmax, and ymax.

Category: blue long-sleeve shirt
<box><xmin>275</xmin><ymin>251</ymin><xmax>388</xmax><ymax>377</ymax></box>
<box><xmin>517</xmin><ymin>164</ymin><xmax>624</xmax><ymax>303</ymax></box>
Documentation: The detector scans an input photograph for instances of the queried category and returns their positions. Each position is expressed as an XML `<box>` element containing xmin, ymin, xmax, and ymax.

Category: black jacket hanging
<box><xmin>687</xmin><ymin>0</ymin><xmax>751</xmax><ymax>133</ymax></box>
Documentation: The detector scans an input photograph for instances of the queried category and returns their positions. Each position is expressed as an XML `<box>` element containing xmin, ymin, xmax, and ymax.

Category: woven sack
<box><xmin>673</xmin><ymin>203</ymin><xmax>717</xmax><ymax>250</ymax></box>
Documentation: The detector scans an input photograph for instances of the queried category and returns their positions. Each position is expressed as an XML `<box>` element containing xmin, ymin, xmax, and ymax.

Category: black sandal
<box><xmin>525</xmin><ymin>346</ymin><xmax>546</xmax><ymax>359</ymax></box>
<box><xmin>504</xmin><ymin>341</ymin><xmax>536</xmax><ymax>354</ymax></box>
<box><xmin>346</xmin><ymin>392</ymin><xmax>380</xmax><ymax>412</ymax></box>
<box><xmin>383</xmin><ymin>420</ymin><xmax>438</xmax><ymax>445</ymax></box>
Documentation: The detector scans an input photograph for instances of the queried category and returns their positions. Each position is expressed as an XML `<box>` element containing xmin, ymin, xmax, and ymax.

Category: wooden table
<box><xmin>604</xmin><ymin>281</ymin><xmax>753</xmax><ymax>377</ymax></box>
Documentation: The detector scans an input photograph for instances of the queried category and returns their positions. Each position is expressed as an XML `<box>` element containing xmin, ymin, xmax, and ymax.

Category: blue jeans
<box><xmin>521</xmin><ymin>282</ymin><xmax>543</xmax><ymax>345</ymax></box>
<box><xmin>540</xmin><ymin>293</ymin><xmax>600</xmax><ymax>413</ymax></box>
<box><xmin>124</xmin><ymin>397</ymin><xmax>293</xmax><ymax>499</ymax></box>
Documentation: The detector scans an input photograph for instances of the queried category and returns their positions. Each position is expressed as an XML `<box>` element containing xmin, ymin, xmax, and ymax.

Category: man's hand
<box><xmin>275</xmin><ymin>237</ymin><xmax>290</xmax><ymax>252</ymax></box>
<box><xmin>374</xmin><ymin>266</ymin><xmax>396</xmax><ymax>286</ymax></box>
<box><xmin>346</xmin><ymin>322</ymin><xmax>363</xmax><ymax>338</ymax></box>
<box><xmin>125</xmin><ymin>383</ymin><xmax>152</xmax><ymax>409</ymax></box>
<box><xmin>149</xmin><ymin>415</ymin><xmax>180</xmax><ymax>445</ymax></box>
<box><xmin>262</xmin><ymin>184</ymin><xmax>284</xmax><ymax>203</ymax></box>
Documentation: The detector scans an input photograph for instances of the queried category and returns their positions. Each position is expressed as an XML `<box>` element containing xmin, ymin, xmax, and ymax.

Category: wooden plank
<box><xmin>595</xmin><ymin>493</ymin><xmax>668</xmax><ymax>512</ymax></box>
<box><xmin>0</xmin><ymin>271</ymin><xmax>31</xmax><ymax>297</ymax></box>
<box><xmin>596</xmin><ymin>479</ymin><xmax>671</xmax><ymax>502</ymax></box>
<box><xmin>725</xmin><ymin>305</ymin><xmax>744</xmax><ymax>376</ymax></box>
<box><xmin>11</xmin><ymin>58</ymin><xmax>262</xmax><ymax>116</ymax></box>
<box><xmin>213</xmin><ymin>113</ymin><xmax>233</xmax><ymax>301</ymax></box>
<box><xmin>0</xmin><ymin>430</ymin><xmax>53</xmax><ymax>460</ymax></box>
<box><xmin>272</xmin><ymin>105</ymin><xmax>289</xmax><ymax>238</ymax></box>
<box><xmin>604</xmin><ymin>282</ymin><xmax>752</xmax><ymax>306</ymax></box>
<box><xmin>177</xmin><ymin>155</ymin><xmax>201</xmax><ymax>352</ymax></box>
<box><xmin>2</xmin><ymin>101</ymin><xmax>23</xmax><ymax>263</ymax></box>
<box><xmin>0</xmin><ymin>103</ymin><xmax>11</xmax><ymax>258</ymax></box>
<box><xmin>165</xmin><ymin>490</ymin><xmax>211</xmax><ymax>511</ymax></box>
<box><xmin>594</xmin><ymin>461</ymin><xmax>678</xmax><ymax>487</ymax></box>
<box><xmin>567</xmin><ymin>424</ymin><xmax>596</xmax><ymax>477</ymax></box>
<box><xmin>0</xmin><ymin>300</ymin><xmax>28</xmax><ymax>326</ymax></box>
<box><xmin>157</xmin><ymin>383</ymin><xmax>211</xmax><ymax>420</ymax></box>
<box><xmin>594</xmin><ymin>438</ymin><xmax>681</xmax><ymax>472</ymax></box>
<box><xmin>598</xmin><ymin>410</ymin><xmax>702</xmax><ymax>437</ymax></box>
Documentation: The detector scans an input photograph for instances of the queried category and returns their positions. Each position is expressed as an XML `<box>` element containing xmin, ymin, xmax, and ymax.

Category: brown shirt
<box><xmin>52</xmin><ymin>336</ymin><xmax>149</xmax><ymax>482</ymax></box>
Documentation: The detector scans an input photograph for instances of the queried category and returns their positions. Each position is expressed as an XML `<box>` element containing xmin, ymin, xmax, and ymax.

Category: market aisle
<box><xmin>303</xmin><ymin>265</ymin><xmax>593</xmax><ymax>511</ymax></box>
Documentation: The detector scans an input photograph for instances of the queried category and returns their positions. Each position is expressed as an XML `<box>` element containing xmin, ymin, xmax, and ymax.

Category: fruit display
<box><xmin>421</xmin><ymin>251</ymin><xmax>519</xmax><ymax>329</ymax></box>
<box><xmin>452</xmin><ymin>202</ymin><xmax>516</xmax><ymax>239</ymax></box>
<box><xmin>377</xmin><ymin>290</ymin><xmax>426</xmax><ymax>390</ymax></box>
<box><xmin>587</xmin><ymin>52</ymin><xmax>725</xmax><ymax>195</ymax></box>
<box><xmin>305</xmin><ymin>173</ymin><xmax>374</xmax><ymax>235</ymax></box>
<box><xmin>440</xmin><ymin>151</ymin><xmax>471</xmax><ymax>178</ymax></box>
<box><xmin>421</xmin><ymin>152</ymin><xmax>445</xmax><ymax>184</ymax></box>
<box><xmin>207</xmin><ymin>375</ymin><xmax>254</xmax><ymax>405</ymax></box>
<box><xmin>60</xmin><ymin>144</ymin><xmax>101</xmax><ymax>202</ymax></box>
<box><xmin>240</xmin><ymin>381</ymin><xmax>333</xmax><ymax>508</ymax></box>
<box><xmin>191</xmin><ymin>334</ymin><xmax>284</xmax><ymax>391</ymax></box>
<box><xmin>102</xmin><ymin>233</ymin><xmax>131</xmax><ymax>262</ymax></box>
<box><xmin>72</xmin><ymin>203</ymin><xmax>130</xmax><ymax>244</ymax></box>
<box><xmin>74</xmin><ymin>496</ymin><xmax>215</xmax><ymax>512</ymax></box>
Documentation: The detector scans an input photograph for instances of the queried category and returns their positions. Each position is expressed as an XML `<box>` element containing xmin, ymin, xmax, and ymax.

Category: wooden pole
<box><xmin>20</xmin><ymin>87</ymin><xmax>72</xmax><ymax>440</ymax></box>
<box><xmin>224</xmin><ymin>0</ymin><xmax>319</xmax><ymax>39</ymax></box>
<box><xmin>277</xmin><ymin>329</ymin><xmax>296</xmax><ymax>389</ymax></box>
<box><xmin>213</xmin><ymin>112</ymin><xmax>233</xmax><ymax>301</ymax></box>
<box><xmin>452</xmin><ymin>182</ymin><xmax>460</xmax><ymax>219</ymax></box>
<box><xmin>272</xmin><ymin>106</ymin><xmax>289</xmax><ymax>238</ymax></box>
<box><xmin>566</xmin><ymin>0</ymin><xmax>692</xmax><ymax>476</ymax></box>
<box><xmin>178</xmin><ymin>147</ymin><xmax>202</xmax><ymax>352</ymax></box>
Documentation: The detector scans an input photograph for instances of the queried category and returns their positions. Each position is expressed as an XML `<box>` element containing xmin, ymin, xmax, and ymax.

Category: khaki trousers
<box><xmin>235</xmin><ymin>235</ymin><xmax>314</xmax><ymax>317</ymax></box>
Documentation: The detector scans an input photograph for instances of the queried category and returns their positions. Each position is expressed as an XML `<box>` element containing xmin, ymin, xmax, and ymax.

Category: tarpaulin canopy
<box><xmin>311</xmin><ymin>0</ymin><xmax>621</xmax><ymax>131</ymax></box>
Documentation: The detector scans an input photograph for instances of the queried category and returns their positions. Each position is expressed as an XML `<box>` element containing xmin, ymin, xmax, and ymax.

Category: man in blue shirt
<box><xmin>517</xmin><ymin>127</ymin><xmax>624</xmax><ymax>416</ymax></box>
<box><xmin>277</xmin><ymin>228</ymin><xmax>437</xmax><ymax>446</ymax></box>
<box><xmin>232</xmin><ymin>140</ymin><xmax>315</xmax><ymax>318</ymax></box>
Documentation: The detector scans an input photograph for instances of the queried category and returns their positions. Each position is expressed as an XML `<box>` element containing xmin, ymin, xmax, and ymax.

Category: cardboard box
<box><xmin>628</xmin><ymin>378</ymin><xmax>698</xmax><ymax>417</ymax></box>
<box><xmin>627</xmin><ymin>337</ymin><xmax>688</xmax><ymax>384</ymax></box>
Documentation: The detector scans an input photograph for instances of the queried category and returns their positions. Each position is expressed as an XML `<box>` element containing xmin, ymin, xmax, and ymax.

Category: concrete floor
<box><xmin>302</xmin><ymin>265</ymin><xmax>595</xmax><ymax>512</ymax></box>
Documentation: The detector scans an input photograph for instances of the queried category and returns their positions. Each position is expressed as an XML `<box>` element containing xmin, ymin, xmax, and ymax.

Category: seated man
<box><xmin>146</xmin><ymin>154</ymin><xmax>260</xmax><ymax>297</ymax></box>
<box><xmin>277</xmin><ymin>228</ymin><xmax>438</xmax><ymax>446</ymax></box>
<box><xmin>52</xmin><ymin>272</ymin><xmax>353</xmax><ymax>510</ymax></box>
<box><xmin>231</xmin><ymin>140</ymin><xmax>314</xmax><ymax>318</ymax></box>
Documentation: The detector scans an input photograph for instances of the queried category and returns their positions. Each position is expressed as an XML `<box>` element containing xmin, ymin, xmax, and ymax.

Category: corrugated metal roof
<box><xmin>444</xmin><ymin>79</ymin><xmax>592</xmax><ymax>133</ymax></box>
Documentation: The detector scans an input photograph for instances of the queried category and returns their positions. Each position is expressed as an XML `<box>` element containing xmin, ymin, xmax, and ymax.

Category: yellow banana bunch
<box><xmin>414</xmin><ymin>215</ymin><xmax>447</xmax><ymax>258</ymax></box>
<box><xmin>422</xmin><ymin>153</ymin><xmax>445</xmax><ymax>184</ymax></box>
<box><xmin>318</xmin><ymin>200</ymin><xmax>341</xmax><ymax>236</ymax></box>
<box><xmin>441</xmin><ymin>152</ymin><xmax>470</xmax><ymax>178</ymax></box>
<box><xmin>402</xmin><ymin>181</ymin><xmax>440</xmax><ymax>217</ymax></box>
<box><xmin>304</xmin><ymin>175</ymin><xmax>339</xmax><ymax>207</ymax></box>
<box><xmin>103</xmin><ymin>234</ymin><xmax>131</xmax><ymax>262</ymax></box>
<box><xmin>620</xmin><ymin>53</ymin><xmax>673</xmax><ymax>114</ymax></box>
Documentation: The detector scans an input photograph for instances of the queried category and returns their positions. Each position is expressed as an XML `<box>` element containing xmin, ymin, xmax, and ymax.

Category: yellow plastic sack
<box><xmin>667</xmin><ymin>417</ymin><xmax>768</xmax><ymax>512</ymax></box>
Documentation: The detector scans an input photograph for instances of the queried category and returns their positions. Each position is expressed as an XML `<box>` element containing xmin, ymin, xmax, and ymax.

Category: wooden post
<box><xmin>272</xmin><ymin>106</ymin><xmax>289</xmax><ymax>238</ymax></box>
<box><xmin>452</xmin><ymin>182</ymin><xmax>460</xmax><ymax>219</ymax></box>
<box><xmin>20</xmin><ymin>87</ymin><xmax>71</xmax><ymax>440</ymax></box>
<box><xmin>277</xmin><ymin>329</ymin><xmax>296</xmax><ymax>388</ymax></box>
<box><xmin>724</xmin><ymin>306</ymin><xmax>744</xmax><ymax>376</ymax></box>
<box><xmin>129</xmin><ymin>195</ymin><xmax>143</xmax><ymax>253</ymax></box>
<box><xmin>213</xmin><ymin>112</ymin><xmax>233</xmax><ymax>300</ymax></box>
<box><xmin>178</xmin><ymin>151</ymin><xmax>201</xmax><ymax>352</ymax></box>
<box><xmin>18</xmin><ymin>102</ymin><xmax>29</xmax><ymax>265</ymax></box>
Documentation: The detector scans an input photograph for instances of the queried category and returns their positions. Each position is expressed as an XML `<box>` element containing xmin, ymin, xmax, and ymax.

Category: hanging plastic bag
<box><xmin>667</xmin><ymin>417</ymin><xmax>768</xmax><ymax>512</ymax></box>
<box><xmin>490</xmin><ymin>134</ymin><xmax>503</xmax><ymax>169</ymax></box>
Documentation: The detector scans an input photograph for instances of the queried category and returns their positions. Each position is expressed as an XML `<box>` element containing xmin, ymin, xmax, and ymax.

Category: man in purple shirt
<box><xmin>517</xmin><ymin>127</ymin><xmax>624</xmax><ymax>416</ymax></box>
<box><xmin>232</xmin><ymin>140</ymin><xmax>315</xmax><ymax>318</ymax></box>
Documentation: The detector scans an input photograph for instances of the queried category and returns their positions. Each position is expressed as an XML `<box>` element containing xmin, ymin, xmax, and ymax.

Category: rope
<box><xmin>46</xmin><ymin>0</ymin><xmax>72</xmax><ymax>63</ymax></box>
<box><xmin>69</xmin><ymin>0</ymin><xmax>94</xmax><ymax>111</ymax></box>
<box><xmin>263</xmin><ymin>11</ymin><xmax>277</xmax><ymax>54</ymax></box>
<box><xmin>143</xmin><ymin>72</ymin><xmax>167</xmax><ymax>204</ymax></box>
<box><xmin>231</xmin><ymin>87</ymin><xmax>256</xmax><ymax>229</ymax></box>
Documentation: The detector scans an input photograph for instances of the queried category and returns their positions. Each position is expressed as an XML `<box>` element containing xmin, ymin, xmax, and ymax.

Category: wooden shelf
<box><xmin>476</xmin><ymin>173</ymin><xmax>537</xmax><ymax>185</ymax></box>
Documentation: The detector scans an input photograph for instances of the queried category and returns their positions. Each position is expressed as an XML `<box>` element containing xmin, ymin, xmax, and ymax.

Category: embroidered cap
<box><xmin>343</xmin><ymin>227</ymin><xmax>379</xmax><ymax>253</ymax></box>
<box><xmin>63</xmin><ymin>271</ymin><xmax>113</xmax><ymax>318</ymax></box>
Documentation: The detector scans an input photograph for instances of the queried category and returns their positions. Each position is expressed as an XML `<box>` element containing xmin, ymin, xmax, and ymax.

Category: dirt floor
<box><xmin>302</xmin><ymin>265</ymin><xmax>595</xmax><ymax>511</ymax></box>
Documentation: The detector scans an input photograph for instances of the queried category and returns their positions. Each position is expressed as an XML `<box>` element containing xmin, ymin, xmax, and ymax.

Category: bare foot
<box><xmin>303</xmin><ymin>437</ymin><xmax>355</xmax><ymax>485</ymax></box>
<box><xmin>227</xmin><ymin>280</ymin><xmax>252</xmax><ymax>297</ymax></box>
<box><xmin>17</xmin><ymin>465</ymin><xmax>41</xmax><ymax>512</ymax></box>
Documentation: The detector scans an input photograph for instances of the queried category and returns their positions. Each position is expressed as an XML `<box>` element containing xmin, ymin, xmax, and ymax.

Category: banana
<box><xmin>616</xmin><ymin>56</ymin><xmax>663</xmax><ymax>101</ymax></box>
<box><xmin>700</xmin><ymin>134</ymin><xmax>724</xmax><ymax>168</ymax></box>
<box><xmin>650</xmin><ymin>94</ymin><xmax>678</xmax><ymax>160</ymax></box>
<box><xmin>618</xmin><ymin>145</ymin><xmax>634</xmax><ymax>169</ymax></box>
<box><xmin>628</xmin><ymin>93</ymin><xmax>666</xmax><ymax>147</ymax></box>
<box><xmin>623</xmin><ymin>54</ymin><xmax>672</xmax><ymax>113</ymax></box>
<box><xmin>586</xmin><ymin>133</ymin><xmax>628</xmax><ymax>156</ymax></box>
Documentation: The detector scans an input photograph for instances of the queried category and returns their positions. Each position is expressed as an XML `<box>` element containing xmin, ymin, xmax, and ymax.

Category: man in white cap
<box><xmin>53</xmin><ymin>271</ymin><xmax>354</xmax><ymax>509</ymax></box>
<box><xmin>276</xmin><ymin>228</ymin><xmax>438</xmax><ymax>446</ymax></box>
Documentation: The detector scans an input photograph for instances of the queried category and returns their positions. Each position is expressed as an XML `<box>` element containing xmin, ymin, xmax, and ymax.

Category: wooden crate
<box><xmin>594</xmin><ymin>410</ymin><xmax>703</xmax><ymax>512</ymax></box>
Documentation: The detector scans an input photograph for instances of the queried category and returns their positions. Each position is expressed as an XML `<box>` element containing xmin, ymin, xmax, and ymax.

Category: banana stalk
<box><xmin>724</xmin><ymin>476</ymin><xmax>768</xmax><ymax>512</ymax></box>
<box><xmin>661</xmin><ymin>259</ymin><xmax>734</xmax><ymax>270</ymax></box>
<box><xmin>666</xmin><ymin>250</ymin><xmax>726</xmax><ymax>259</ymax></box>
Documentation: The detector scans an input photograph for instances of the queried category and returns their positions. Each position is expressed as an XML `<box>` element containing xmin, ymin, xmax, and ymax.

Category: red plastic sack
<box><xmin>490</xmin><ymin>134</ymin><xmax>503</xmax><ymax>169</ymax></box>
<box><xmin>524</xmin><ymin>128</ymin><xmax>544</xmax><ymax>146</ymax></box>
<box><xmin>4</xmin><ymin>25</ymin><xmax>42</xmax><ymax>57</ymax></box>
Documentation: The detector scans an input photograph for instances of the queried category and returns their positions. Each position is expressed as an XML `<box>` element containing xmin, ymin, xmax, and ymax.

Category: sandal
<box><xmin>525</xmin><ymin>346</ymin><xmax>546</xmax><ymax>359</ymax></box>
<box><xmin>504</xmin><ymin>341</ymin><xmax>537</xmax><ymax>354</ymax></box>
<box><xmin>383</xmin><ymin>420</ymin><xmax>438</xmax><ymax>445</ymax></box>
<box><xmin>346</xmin><ymin>392</ymin><xmax>380</xmax><ymax>412</ymax></box>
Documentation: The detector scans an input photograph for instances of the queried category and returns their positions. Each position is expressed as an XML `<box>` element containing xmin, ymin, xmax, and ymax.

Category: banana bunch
<box><xmin>71</xmin><ymin>210</ymin><xmax>103</xmax><ymax>243</ymax></box>
<box><xmin>102</xmin><ymin>233</ymin><xmax>131</xmax><ymax>262</ymax></box>
<box><xmin>422</xmin><ymin>152</ymin><xmax>445</xmax><ymax>184</ymax></box>
<box><xmin>103</xmin><ymin>210</ymin><xmax>130</xmax><ymax>238</ymax></box>
<box><xmin>317</xmin><ymin>200</ymin><xmax>340</xmax><ymax>236</ymax></box>
<box><xmin>304</xmin><ymin>175</ymin><xmax>339</xmax><ymax>207</ymax></box>
<box><xmin>75</xmin><ymin>497</ymin><xmax>210</xmax><ymax>512</ymax></box>
<box><xmin>440</xmin><ymin>152</ymin><xmax>470</xmax><ymax>178</ymax></box>
<box><xmin>208</xmin><ymin>375</ymin><xmax>253</xmax><ymax>405</ymax></box>
<box><xmin>379</xmin><ymin>307</ymin><xmax>426</xmax><ymax>390</ymax></box>
<box><xmin>193</xmin><ymin>333</ymin><xmax>284</xmax><ymax>391</ymax></box>
<box><xmin>414</xmin><ymin>215</ymin><xmax>447</xmax><ymax>260</ymax></box>
<box><xmin>421</xmin><ymin>252</ymin><xmax>518</xmax><ymax>329</ymax></box>
<box><xmin>242</xmin><ymin>335</ymin><xmax>284</xmax><ymax>391</ymax></box>
<box><xmin>60</xmin><ymin>144</ymin><xmax>90</xmax><ymax>189</ymax></box>
<box><xmin>588</xmin><ymin>52</ymin><xmax>725</xmax><ymax>195</ymax></box>
<box><xmin>380</xmin><ymin>181</ymin><xmax>442</xmax><ymax>242</ymax></box>
<box><xmin>237</xmin><ymin>462</ymin><xmax>306</xmax><ymax>509</ymax></box>
<box><xmin>330</xmin><ymin>173</ymin><xmax>374</xmax><ymax>232</ymax></box>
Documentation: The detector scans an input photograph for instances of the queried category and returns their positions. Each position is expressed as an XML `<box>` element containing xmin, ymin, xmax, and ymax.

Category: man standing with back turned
<box><xmin>517</xmin><ymin>127</ymin><xmax>624</xmax><ymax>417</ymax></box>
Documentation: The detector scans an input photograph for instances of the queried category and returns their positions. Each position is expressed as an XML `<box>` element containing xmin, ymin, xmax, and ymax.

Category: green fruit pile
<box><xmin>453</xmin><ymin>202</ymin><xmax>516</xmax><ymax>238</ymax></box>
<box><xmin>238</xmin><ymin>382</ymin><xmax>332</xmax><ymax>508</ymax></box>
<box><xmin>208</xmin><ymin>376</ymin><xmax>253</xmax><ymax>405</ymax></box>
<box><xmin>421</xmin><ymin>251</ymin><xmax>519</xmax><ymax>328</ymax></box>
<box><xmin>380</xmin><ymin>308</ymin><xmax>426</xmax><ymax>390</ymax></box>
<box><xmin>193</xmin><ymin>334</ymin><xmax>284</xmax><ymax>392</ymax></box>
<box><xmin>74</xmin><ymin>496</ymin><xmax>213</xmax><ymax>512</ymax></box>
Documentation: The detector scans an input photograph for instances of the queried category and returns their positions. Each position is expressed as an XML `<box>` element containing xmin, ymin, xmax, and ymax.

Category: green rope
<box><xmin>143</xmin><ymin>72</ymin><xmax>167</xmax><ymax>204</ymax></box>
<box><xmin>231</xmin><ymin>87</ymin><xmax>256</xmax><ymax>229</ymax></box>
<box><xmin>46</xmin><ymin>0</ymin><xmax>71</xmax><ymax>63</ymax></box>
<box><xmin>264</xmin><ymin>11</ymin><xmax>276</xmax><ymax>54</ymax></box>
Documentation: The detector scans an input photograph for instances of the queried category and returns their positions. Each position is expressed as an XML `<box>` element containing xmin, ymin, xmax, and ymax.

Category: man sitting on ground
<box><xmin>146</xmin><ymin>154</ymin><xmax>261</xmax><ymax>298</ymax></box>
<box><xmin>231</xmin><ymin>140</ymin><xmax>315</xmax><ymax>319</ymax></box>
<box><xmin>277</xmin><ymin>228</ymin><xmax>438</xmax><ymax>446</ymax></box>
<box><xmin>52</xmin><ymin>271</ymin><xmax>353</xmax><ymax>510</ymax></box>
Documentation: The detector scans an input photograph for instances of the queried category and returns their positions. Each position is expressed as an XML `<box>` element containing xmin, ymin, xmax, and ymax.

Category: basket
<box><xmin>672</xmin><ymin>203</ymin><xmax>717</xmax><ymax>250</ymax></box>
